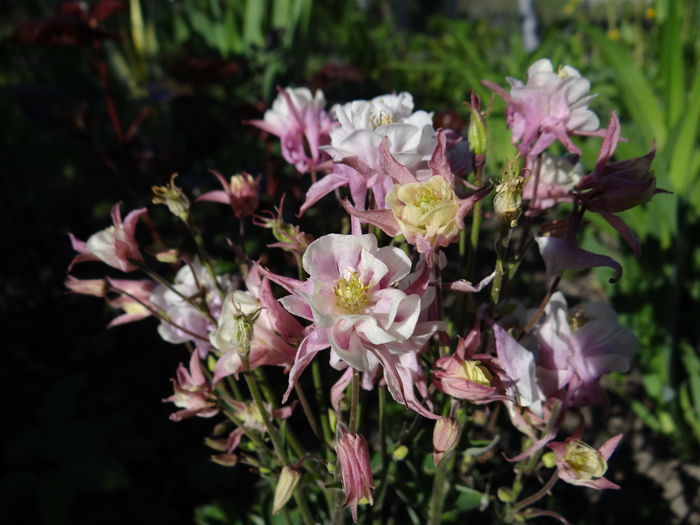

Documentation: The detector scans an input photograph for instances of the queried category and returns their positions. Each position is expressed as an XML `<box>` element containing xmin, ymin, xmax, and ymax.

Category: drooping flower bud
<box><xmin>273</xmin><ymin>466</ymin><xmax>302</xmax><ymax>515</ymax></box>
<box><xmin>152</xmin><ymin>173</ymin><xmax>190</xmax><ymax>221</ymax></box>
<box><xmin>335</xmin><ymin>429</ymin><xmax>375</xmax><ymax>523</ymax></box>
<box><xmin>467</xmin><ymin>94</ymin><xmax>487</xmax><ymax>157</ymax></box>
<box><xmin>433</xmin><ymin>417</ymin><xmax>461</xmax><ymax>466</ymax></box>
<box><xmin>65</xmin><ymin>275</ymin><xmax>107</xmax><ymax>297</ymax></box>
<box><xmin>494</xmin><ymin>162</ymin><xmax>526</xmax><ymax>227</ymax></box>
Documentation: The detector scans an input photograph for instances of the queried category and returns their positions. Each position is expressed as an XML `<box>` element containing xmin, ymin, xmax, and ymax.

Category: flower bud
<box><xmin>65</xmin><ymin>276</ymin><xmax>107</xmax><ymax>297</ymax></box>
<box><xmin>336</xmin><ymin>430</ymin><xmax>375</xmax><ymax>523</ymax></box>
<box><xmin>152</xmin><ymin>173</ymin><xmax>190</xmax><ymax>221</ymax></box>
<box><xmin>468</xmin><ymin>101</ymin><xmax>487</xmax><ymax>157</ymax></box>
<box><xmin>273</xmin><ymin>466</ymin><xmax>302</xmax><ymax>515</ymax></box>
<box><xmin>433</xmin><ymin>417</ymin><xmax>461</xmax><ymax>466</ymax></box>
<box><xmin>228</xmin><ymin>173</ymin><xmax>259</xmax><ymax>219</ymax></box>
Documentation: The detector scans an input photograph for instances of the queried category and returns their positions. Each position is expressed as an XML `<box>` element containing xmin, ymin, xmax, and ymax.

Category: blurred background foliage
<box><xmin>1</xmin><ymin>0</ymin><xmax>699</xmax><ymax>523</ymax></box>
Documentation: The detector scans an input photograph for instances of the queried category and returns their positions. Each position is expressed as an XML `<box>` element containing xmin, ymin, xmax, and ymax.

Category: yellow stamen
<box><xmin>334</xmin><ymin>271</ymin><xmax>369</xmax><ymax>314</ymax></box>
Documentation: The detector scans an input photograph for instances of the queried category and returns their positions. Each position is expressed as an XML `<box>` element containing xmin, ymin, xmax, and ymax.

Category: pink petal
<box><xmin>377</xmin><ymin>137</ymin><xmax>416</xmax><ymax>185</ymax></box>
<box><xmin>428</xmin><ymin>129</ymin><xmax>453</xmax><ymax>184</ymax></box>
<box><xmin>599</xmin><ymin>211</ymin><xmax>640</xmax><ymax>258</ymax></box>
<box><xmin>341</xmin><ymin>200</ymin><xmax>401</xmax><ymax>236</ymax></box>
<box><xmin>298</xmin><ymin>173</ymin><xmax>347</xmax><ymax>216</ymax></box>
<box><xmin>282</xmin><ymin>328</ymin><xmax>330</xmax><ymax>403</ymax></box>
<box><xmin>535</xmin><ymin>236</ymin><xmax>622</xmax><ymax>283</ymax></box>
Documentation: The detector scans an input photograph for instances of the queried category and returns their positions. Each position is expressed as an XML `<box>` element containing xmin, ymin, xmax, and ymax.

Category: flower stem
<box><xmin>428</xmin><ymin>453</ymin><xmax>451</xmax><ymax>525</ymax></box>
<box><xmin>349</xmin><ymin>368</ymin><xmax>360</xmax><ymax>433</ymax></box>
<box><xmin>312</xmin><ymin>360</ymin><xmax>335</xmax><ymax>450</ymax></box>
<box><xmin>466</xmin><ymin>162</ymin><xmax>485</xmax><ymax>280</ymax></box>
<box><xmin>294</xmin><ymin>383</ymin><xmax>324</xmax><ymax>443</ymax></box>
<box><xmin>491</xmin><ymin>223</ymin><xmax>512</xmax><ymax>306</ymax></box>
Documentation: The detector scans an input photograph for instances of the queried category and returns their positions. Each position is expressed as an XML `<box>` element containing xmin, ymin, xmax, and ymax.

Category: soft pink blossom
<box><xmin>163</xmin><ymin>351</ymin><xmax>218</xmax><ymax>421</ymax></box>
<box><xmin>68</xmin><ymin>202</ymin><xmax>147</xmax><ymax>272</ymax></box>
<box><xmin>265</xmin><ymin>234</ymin><xmax>440</xmax><ymax>418</ymax></box>
<box><xmin>65</xmin><ymin>275</ymin><xmax>107</xmax><ymax>297</ymax></box>
<box><xmin>483</xmin><ymin>59</ymin><xmax>601</xmax><ymax>157</ymax></box>
<box><xmin>248</xmin><ymin>86</ymin><xmax>333</xmax><ymax>173</ymax></box>
<box><xmin>106</xmin><ymin>278</ymin><xmax>156</xmax><ymax>327</ymax></box>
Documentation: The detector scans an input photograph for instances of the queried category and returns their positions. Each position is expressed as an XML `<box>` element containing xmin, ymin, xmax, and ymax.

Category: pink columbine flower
<box><xmin>341</xmin><ymin>131</ymin><xmax>492</xmax><ymax>260</ymax></box>
<box><xmin>197</xmin><ymin>170</ymin><xmax>260</xmax><ymax>219</ymax></box>
<box><xmin>300</xmin><ymin>92</ymin><xmax>436</xmax><ymax>216</ymax></box>
<box><xmin>209</xmin><ymin>266</ymin><xmax>303</xmax><ymax>383</ymax></box>
<box><xmin>336</xmin><ymin>428</ymin><xmax>375</xmax><ymax>522</ymax></box>
<box><xmin>433</xmin><ymin>324</ymin><xmax>506</xmax><ymax>404</ymax></box>
<box><xmin>264</xmin><ymin>233</ymin><xmax>440</xmax><ymax>418</ymax></box>
<box><xmin>105</xmin><ymin>278</ymin><xmax>156</xmax><ymax>327</ymax></box>
<box><xmin>530</xmin><ymin>291</ymin><xmax>637</xmax><ymax>407</ymax></box>
<box><xmin>68</xmin><ymin>202</ymin><xmax>147</xmax><ymax>272</ymax></box>
<box><xmin>548</xmin><ymin>434</ymin><xmax>622</xmax><ymax>490</ymax></box>
<box><xmin>524</xmin><ymin>153</ymin><xmax>584</xmax><ymax>213</ymax></box>
<box><xmin>163</xmin><ymin>351</ymin><xmax>219</xmax><ymax>422</ymax></box>
<box><xmin>576</xmin><ymin>112</ymin><xmax>666</xmax><ymax>257</ymax></box>
<box><xmin>248</xmin><ymin>86</ymin><xmax>334</xmax><ymax>174</ymax></box>
<box><xmin>150</xmin><ymin>258</ymin><xmax>232</xmax><ymax>357</ymax></box>
<box><xmin>483</xmin><ymin>58</ymin><xmax>601</xmax><ymax>157</ymax></box>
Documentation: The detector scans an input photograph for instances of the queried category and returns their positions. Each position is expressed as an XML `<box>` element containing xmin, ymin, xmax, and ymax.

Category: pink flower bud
<box><xmin>65</xmin><ymin>275</ymin><xmax>107</xmax><ymax>297</ymax></box>
<box><xmin>228</xmin><ymin>173</ymin><xmax>259</xmax><ymax>219</ymax></box>
<box><xmin>335</xmin><ymin>430</ymin><xmax>375</xmax><ymax>523</ymax></box>
<box><xmin>433</xmin><ymin>417</ymin><xmax>461</xmax><ymax>466</ymax></box>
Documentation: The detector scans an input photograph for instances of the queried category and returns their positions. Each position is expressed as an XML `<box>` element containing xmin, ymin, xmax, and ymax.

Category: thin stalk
<box><xmin>466</xmin><ymin>162</ymin><xmax>485</xmax><ymax>280</ymax></box>
<box><xmin>512</xmin><ymin>471</ymin><xmax>559</xmax><ymax>511</ymax></box>
<box><xmin>185</xmin><ymin>220</ymin><xmax>226</xmax><ymax>298</ymax></box>
<box><xmin>294</xmin><ymin>383</ymin><xmax>323</xmax><ymax>442</ymax></box>
<box><xmin>428</xmin><ymin>454</ymin><xmax>450</xmax><ymax>525</ymax></box>
<box><xmin>312</xmin><ymin>360</ymin><xmax>334</xmax><ymax>450</ymax></box>
<box><xmin>373</xmin><ymin>387</ymin><xmax>390</xmax><ymax>521</ymax></box>
<box><xmin>349</xmin><ymin>369</ymin><xmax>360</xmax><ymax>433</ymax></box>
<box><xmin>521</xmin><ymin>276</ymin><xmax>561</xmax><ymax>337</ymax></box>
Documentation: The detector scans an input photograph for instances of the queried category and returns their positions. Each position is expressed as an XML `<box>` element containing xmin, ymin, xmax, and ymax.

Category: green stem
<box><xmin>373</xmin><ymin>387</ymin><xmax>390</xmax><ymax>522</ymax></box>
<box><xmin>185</xmin><ymin>220</ymin><xmax>225</xmax><ymax>298</ymax></box>
<box><xmin>312</xmin><ymin>360</ymin><xmax>335</xmax><ymax>450</ymax></box>
<box><xmin>349</xmin><ymin>369</ymin><xmax>360</xmax><ymax>433</ymax></box>
<box><xmin>428</xmin><ymin>454</ymin><xmax>450</xmax><ymax>525</ymax></box>
<box><xmin>466</xmin><ymin>162</ymin><xmax>485</xmax><ymax>280</ymax></box>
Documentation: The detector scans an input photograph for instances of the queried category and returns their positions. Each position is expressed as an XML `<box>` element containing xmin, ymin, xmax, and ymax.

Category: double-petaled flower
<box><xmin>336</xmin><ymin>428</ymin><xmax>375</xmax><ymax>522</ymax></box>
<box><xmin>265</xmin><ymin>233</ymin><xmax>440</xmax><ymax>418</ymax></box>
<box><xmin>483</xmin><ymin>58</ymin><xmax>601</xmax><ymax>157</ymax></box>
<box><xmin>248</xmin><ymin>86</ymin><xmax>333</xmax><ymax>174</ymax></box>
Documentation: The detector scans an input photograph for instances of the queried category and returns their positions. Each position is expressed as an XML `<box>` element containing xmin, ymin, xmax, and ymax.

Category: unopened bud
<box><xmin>468</xmin><ymin>103</ymin><xmax>487</xmax><ymax>156</ymax></box>
<box><xmin>433</xmin><ymin>417</ymin><xmax>461</xmax><ymax>466</ymax></box>
<box><xmin>154</xmin><ymin>248</ymin><xmax>179</xmax><ymax>263</ymax></box>
<box><xmin>152</xmin><ymin>173</ymin><xmax>190</xmax><ymax>221</ymax></box>
<box><xmin>229</xmin><ymin>173</ymin><xmax>259</xmax><ymax>219</ymax></box>
<box><xmin>273</xmin><ymin>466</ymin><xmax>302</xmax><ymax>515</ymax></box>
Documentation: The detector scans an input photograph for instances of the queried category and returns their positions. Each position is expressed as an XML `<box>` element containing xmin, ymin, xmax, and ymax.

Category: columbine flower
<box><xmin>548</xmin><ymin>434</ymin><xmax>622</xmax><ymax>489</ymax></box>
<box><xmin>162</xmin><ymin>351</ymin><xmax>218</xmax><ymax>422</ymax></box>
<box><xmin>105</xmin><ymin>278</ymin><xmax>156</xmax><ymax>327</ymax></box>
<box><xmin>197</xmin><ymin>170</ymin><xmax>260</xmax><ymax>219</ymax></box>
<box><xmin>248</xmin><ymin>86</ymin><xmax>333</xmax><ymax>174</ymax></box>
<box><xmin>68</xmin><ymin>202</ymin><xmax>147</xmax><ymax>272</ymax></box>
<box><xmin>150</xmin><ymin>258</ymin><xmax>232</xmax><ymax>357</ymax></box>
<box><xmin>524</xmin><ymin>153</ymin><xmax>584</xmax><ymax>213</ymax></box>
<box><xmin>433</xmin><ymin>325</ymin><xmax>505</xmax><ymax>403</ymax></box>
<box><xmin>209</xmin><ymin>266</ymin><xmax>302</xmax><ymax>383</ymax></box>
<box><xmin>264</xmin><ymin>233</ymin><xmax>440</xmax><ymax>417</ymax></box>
<box><xmin>65</xmin><ymin>276</ymin><xmax>107</xmax><ymax>297</ymax></box>
<box><xmin>341</xmin><ymin>131</ymin><xmax>491</xmax><ymax>259</ymax></box>
<box><xmin>483</xmin><ymin>58</ymin><xmax>601</xmax><ymax>157</ymax></box>
<box><xmin>336</xmin><ymin>428</ymin><xmax>375</xmax><ymax>522</ymax></box>
<box><xmin>531</xmin><ymin>291</ymin><xmax>637</xmax><ymax>407</ymax></box>
<box><xmin>576</xmin><ymin>112</ymin><xmax>666</xmax><ymax>257</ymax></box>
<box><xmin>300</xmin><ymin>92</ymin><xmax>436</xmax><ymax>216</ymax></box>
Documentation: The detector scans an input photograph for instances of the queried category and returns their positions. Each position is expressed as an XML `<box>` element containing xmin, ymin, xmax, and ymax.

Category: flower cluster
<box><xmin>66</xmin><ymin>61</ymin><xmax>663</xmax><ymax>523</ymax></box>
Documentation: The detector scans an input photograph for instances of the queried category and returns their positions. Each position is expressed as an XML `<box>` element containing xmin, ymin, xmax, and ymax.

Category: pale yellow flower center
<box><xmin>461</xmin><ymin>360</ymin><xmax>493</xmax><ymax>386</ymax></box>
<box><xmin>370</xmin><ymin>111</ymin><xmax>395</xmax><ymax>129</ymax></box>
<box><xmin>568</xmin><ymin>307</ymin><xmax>592</xmax><ymax>331</ymax></box>
<box><xmin>564</xmin><ymin>440</ymin><xmax>607</xmax><ymax>480</ymax></box>
<box><xmin>334</xmin><ymin>272</ymin><xmax>369</xmax><ymax>314</ymax></box>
